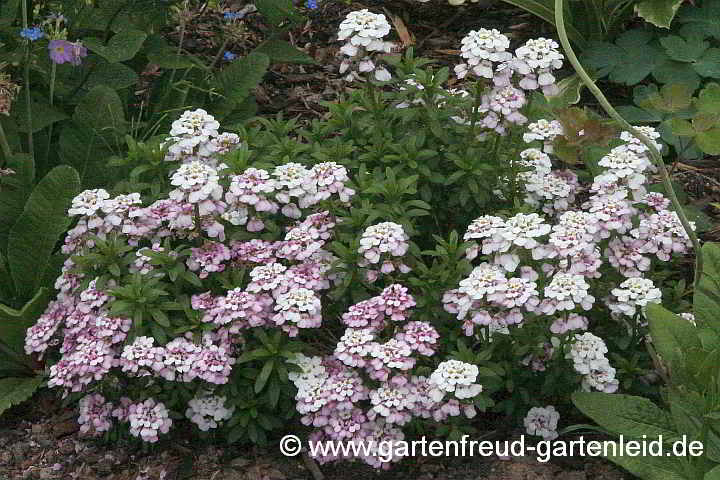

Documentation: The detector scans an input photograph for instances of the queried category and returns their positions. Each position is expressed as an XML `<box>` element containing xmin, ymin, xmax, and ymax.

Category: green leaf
<box><xmin>58</xmin><ymin>123</ymin><xmax>115</xmax><ymax>189</ymax></box>
<box><xmin>0</xmin><ymin>154</ymin><xmax>34</xmax><ymax>252</ymax></box>
<box><xmin>659</xmin><ymin>35</ymin><xmax>708</xmax><ymax>62</ymax></box>
<box><xmin>676</xmin><ymin>1</ymin><xmax>720</xmax><ymax>39</ymax></box>
<box><xmin>669</xmin><ymin>118</ymin><xmax>695</xmax><ymax>136</ymax></box>
<box><xmin>652</xmin><ymin>60</ymin><xmax>702</xmax><ymax>92</ymax></box>
<box><xmin>85</xmin><ymin>59</ymin><xmax>139</xmax><ymax>90</ymax></box>
<box><xmin>146</xmin><ymin>50</ymin><xmax>200</xmax><ymax>69</ymax></box>
<box><xmin>693</xmin><ymin>48</ymin><xmax>720</xmax><ymax>78</ymax></box>
<box><xmin>0</xmin><ymin>0</ymin><xmax>20</xmax><ymax>27</ymax></box>
<box><xmin>255</xmin><ymin>0</ymin><xmax>301</xmax><ymax>26</ymax></box>
<box><xmin>697</xmin><ymin>83</ymin><xmax>720</xmax><ymax>115</ymax></box>
<box><xmin>572</xmin><ymin>392</ymin><xmax>678</xmax><ymax>439</ymax></box>
<box><xmin>635</xmin><ymin>0</ymin><xmax>685</xmax><ymax>28</ymax></box>
<box><xmin>583</xmin><ymin>31</ymin><xmax>663</xmax><ymax>85</ymax></box>
<box><xmin>0</xmin><ymin>377</ymin><xmax>44</xmax><ymax>417</ymax></box>
<box><xmin>12</xmin><ymin>98</ymin><xmax>68</xmax><ymax>134</ymax></box>
<box><xmin>605</xmin><ymin>447</ymin><xmax>687</xmax><ymax>480</ymax></box>
<box><xmin>696</xmin><ymin>129</ymin><xmax>720</xmax><ymax>155</ymax></box>
<box><xmin>647</xmin><ymin>303</ymin><xmax>700</xmax><ymax>368</ymax></box>
<box><xmin>83</xmin><ymin>30</ymin><xmax>147</xmax><ymax>63</ymax></box>
<box><xmin>7</xmin><ymin>166</ymin><xmax>81</xmax><ymax>301</ymax></box>
<box><xmin>0</xmin><ymin>288</ymin><xmax>51</xmax><ymax>356</ymax></box>
<box><xmin>546</xmin><ymin>73</ymin><xmax>584</xmax><ymax>108</ymax></box>
<box><xmin>254</xmin><ymin>40</ymin><xmax>316</xmax><ymax>64</ymax></box>
<box><xmin>214</xmin><ymin>53</ymin><xmax>270</xmax><ymax>104</ymax></box>
<box><xmin>73</xmin><ymin>86</ymin><xmax>126</xmax><ymax>142</ymax></box>
<box><xmin>706</xmin><ymin>465</ymin><xmax>720</xmax><ymax>480</ymax></box>
<box><xmin>254</xmin><ymin>360</ymin><xmax>274</xmax><ymax>394</ymax></box>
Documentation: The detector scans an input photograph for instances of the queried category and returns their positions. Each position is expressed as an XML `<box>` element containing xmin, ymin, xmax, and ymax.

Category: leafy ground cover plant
<box><xmin>17</xmin><ymin>10</ymin><xmax>705</xmax><ymax>469</ymax></box>
<box><xmin>572</xmin><ymin>244</ymin><xmax>720</xmax><ymax>480</ymax></box>
<box><xmin>581</xmin><ymin>0</ymin><xmax>720</xmax><ymax>160</ymax></box>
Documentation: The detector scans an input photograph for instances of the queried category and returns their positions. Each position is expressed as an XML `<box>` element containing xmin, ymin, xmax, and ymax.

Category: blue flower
<box><xmin>224</xmin><ymin>11</ymin><xmax>245</xmax><ymax>20</ymax></box>
<box><xmin>306</xmin><ymin>0</ymin><xmax>318</xmax><ymax>9</ymax></box>
<box><xmin>223</xmin><ymin>51</ymin><xmax>237</xmax><ymax>61</ymax></box>
<box><xmin>20</xmin><ymin>26</ymin><xmax>45</xmax><ymax>41</ymax></box>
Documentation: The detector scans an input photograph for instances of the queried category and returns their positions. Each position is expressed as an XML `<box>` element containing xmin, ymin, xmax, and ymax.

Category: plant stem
<box><xmin>0</xmin><ymin>120</ymin><xmax>12</xmax><ymax>160</ymax></box>
<box><xmin>209</xmin><ymin>37</ymin><xmax>230</xmax><ymax>71</ymax></box>
<box><xmin>21</xmin><ymin>0</ymin><xmax>34</xmax><ymax>161</ymax></box>
<box><xmin>553</xmin><ymin>0</ymin><xmax>703</xmax><ymax>288</ymax></box>
<box><xmin>43</xmin><ymin>62</ymin><xmax>57</xmax><ymax>166</ymax></box>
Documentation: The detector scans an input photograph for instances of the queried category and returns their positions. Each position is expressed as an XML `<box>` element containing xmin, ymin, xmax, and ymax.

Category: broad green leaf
<box><xmin>0</xmin><ymin>154</ymin><xmax>34</xmax><ymax>252</ymax></box>
<box><xmin>669</xmin><ymin>118</ymin><xmax>694</xmax><ymax>136</ymax></box>
<box><xmin>693</xmin><ymin>48</ymin><xmax>720</xmax><ymax>78</ymax></box>
<box><xmin>652</xmin><ymin>60</ymin><xmax>702</xmax><ymax>92</ymax></box>
<box><xmin>84</xmin><ymin>30</ymin><xmax>147</xmax><ymax>63</ymax></box>
<box><xmin>694</xmin><ymin>243</ymin><xmax>720</xmax><ymax>330</ymax></box>
<box><xmin>214</xmin><ymin>52</ymin><xmax>270</xmax><ymax>104</ymax></box>
<box><xmin>606</xmin><ymin>448</ymin><xmax>687</xmax><ymax>480</ymax></box>
<box><xmin>647</xmin><ymin>303</ymin><xmax>700</xmax><ymax>368</ymax></box>
<box><xmin>0</xmin><ymin>288</ymin><xmax>50</xmax><ymax>355</ymax></box>
<box><xmin>676</xmin><ymin>1</ymin><xmax>720</xmax><ymax>39</ymax></box>
<box><xmin>58</xmin><ymin>123</ymin><xmax>115</xmax><ymax>189</ymax></box>
<box><xmin>0</xmin><ymin>377</ymin><xmax>44</xmax><ymax>417</ymax></box>
<box><xmin>7</xmin><ymin>166</ymin><xmax>81</xmax><ymax>301</ymax></box>
<box><xmin>635</xmin><ymin>0</ymin><xmax>685</xmax><ymax>28</ymax></box>
<box><xmin>583</xmin><ymin>31</ymin><xmax>664</xmax><ymax>85</ymax></box>
<box><xmin>616</xmin><ymin>105</ymin><xmax>663</xmax><ymax>123</ymax></box>
<box><xmin>572</xmin><ymin>392</ymin><xmax>679</xmax><ymax>439</ymax></box>
<box><xmin>73</xmin><ymin>85</ymin><xmax>126</xmax><ymax>141</ymax></box>
<box><xmin>254</xmin><ymin>40</ymin><xmax>316</xmax><ymax>64</ymax></box>
<box><xmin>697</xmin><ymin>83</ymin><xmax>720</xmax><ymax>114</ymax></box>
<box><xmin>659</xmin><ymin>35</ymin><xmax>708</xmax><ymax>62</ymax></box>
<box><xmin>696</xmin><ymin>129</ymin><xmax>720</xmax><ymax>155</ymax></box>
<box><xmin>85</xmin><ymin>60</ymin><xmax>139</xmax><ymax>90</ymax></box>
<box><xmin>12</xmin><ymin>98</ymin><xmax>68</xmax><ymax>134</ymax></box>
<box><xmin>706</xmin><ymin>465</ymin><xmax>720</xmax><ymax>479</ymax></box>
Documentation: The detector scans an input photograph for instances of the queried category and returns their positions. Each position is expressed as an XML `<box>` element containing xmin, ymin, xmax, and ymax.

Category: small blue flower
<box><xmin>306</xmin><ymin>0</ymin><xmax>318</xmax><ymax>9</ymax></box>
<box><xmin>223</xmin><ymin>51</ymin><xmax>237</xmax><ymax>61</ymax></box>
<box><xmin>20</xmin><ymin>26</ymin><xmax>45</xmax><ymax>41</ymax></box>
<box><xmin>224</xmin><ymin>11</ymin><xmax>245</xmax><ymax>20</ymax></box>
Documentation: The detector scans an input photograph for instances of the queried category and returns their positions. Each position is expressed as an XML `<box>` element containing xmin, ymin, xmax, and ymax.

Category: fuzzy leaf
<box><xmin>83</xmin><ymin>30</ymin><xmax>147</xmax><ymax>63</ymax></box>
<box><xmin>572</xmin><ymin>392</ymin><xmax>679</xmax><ymax>439</ymax></box>
<box><xmin>605</xmin><ymin>448</ymin><xmax>687</xmax><ymax>480</ymax></box>
<box><xmin>7</xmin><ymin>166</ymin><xmax>81</xmax><ymax>302</ymax></box>
<box><xmin>647</xmin><ymin>303</ymin><xmax>700</xmax><ymax>369</ymax></box>
<box><xmin>73</xmin><ymin>85</ymin><xmax>126</xmax><ymax>141</ymax></box>
<box><xmin>0</xmin><ymin>288</ymin><xmax>50</xmax><ymax>356</ymax></box>
<box><xmin>0</xmin><ymin>377</ymin><xmax>44</xmax><ymax>417</ymax></box>
<box><xmin>694</xmin><ymin>243</ymin><xmax>720</xmax><ymax>330</ymax></box>
<box><xmin>659</xmin><ymin>35</ymin><xmax>708</xmax><ymax>62</ymax></box>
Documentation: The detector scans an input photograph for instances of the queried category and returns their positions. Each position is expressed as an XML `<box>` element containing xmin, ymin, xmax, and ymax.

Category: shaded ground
<box><xmin>0</xmin><ymin>390</ymin><xmax>630</xmax><ymax>480</ymax></box>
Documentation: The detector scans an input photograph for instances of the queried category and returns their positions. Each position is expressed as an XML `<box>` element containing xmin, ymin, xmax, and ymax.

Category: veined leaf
<box><xmin>0</xmin><ymin>377</ymin><xmax>44</xmax><ymax>417</ymax></box>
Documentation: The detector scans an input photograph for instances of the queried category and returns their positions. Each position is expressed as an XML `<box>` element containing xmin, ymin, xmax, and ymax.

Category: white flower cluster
<box><xmin>185</xmin><ymin>393</ymin><xmax>234</xmax><ymax>431</ymax></box>
<box><xmin>163</xmin><ymin>108</ymin><xmax>239</xmax><ymax>164</ymax></box>
<box><xmin>567</xmin><ymin>332</ymin><xmax>618</xmax><ymax>393</ymax></box>
<box><xmin>608</xmin><ymin>277</ymin><xmax>662</xmax><ymax>317</ymax></box>
<box><xmin>427</xmin><ymin>360</ymin><xmax>483</xmax><ymax>402</ymax></box>
<box><xmin>358</xmin><ymin>222</ymin><xmax>411</xmax><ymax>281</ymax></box>
<box><xmin>524</xmin><ymin>405</ymin><xmax>560</xmax><ymax>440</ymax></box>
<box><xmin>338</xmin><ymin>10</ymin><xmax>394</xmax><ymax>82</ymax></box>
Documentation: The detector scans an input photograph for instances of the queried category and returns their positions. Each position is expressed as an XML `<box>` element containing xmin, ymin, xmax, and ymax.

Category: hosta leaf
<box><xmin>0</xmin><ymin>377</ymin><xmax>44</xmax><ymax>417</ymax></box>
<box><xmin>635</xmin><ymin>0</ymin><xmax>685</xmax><ymax>29</ymax></box>
<box><xmin>572</xmin><ymin>392</ymin><xmax>679</xmax><ymax>440</ymax></box>
<box><xmin>7</xmin><ymin>166</ymin><xmax>81</xmax><ymax>302</ymax></box>
<box><xmin>84</xmin><ymin>30</ymin><xmax>147</xmax><ymax>63</ymax></box>
<box><xmin>254</xmin><ymin>40</ymin><xmax>316</xmax><ymax>64</ymax></box>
